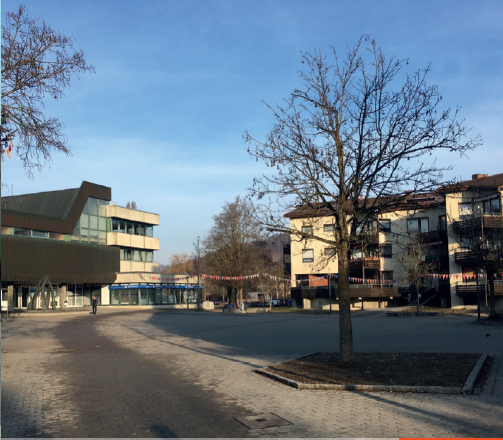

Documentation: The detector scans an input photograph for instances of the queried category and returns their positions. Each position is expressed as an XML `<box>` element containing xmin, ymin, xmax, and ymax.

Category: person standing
<box><xmin>92</xmin><ymin>296</ymin><xmax>98</xmax><ymax>315</ymax></box>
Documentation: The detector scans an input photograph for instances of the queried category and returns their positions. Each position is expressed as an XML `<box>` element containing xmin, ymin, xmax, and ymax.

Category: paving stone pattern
<box><xmin>2</xmin><ymin>308</ymin><xmax>503</xmax><ymax>438</ymax></box>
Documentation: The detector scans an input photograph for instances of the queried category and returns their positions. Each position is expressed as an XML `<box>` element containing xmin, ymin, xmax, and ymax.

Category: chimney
<box><xmin>472</xmin><ymin>174</ymin><xmax>488</xmax><ymax>180</ymax></box>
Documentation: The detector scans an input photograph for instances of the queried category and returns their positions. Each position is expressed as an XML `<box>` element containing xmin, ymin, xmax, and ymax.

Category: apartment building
<box><xmin>1</xmin><ymin>181</ymin><xmax>201</xmax><ymax>310</ymax></box>
<box><xmin>286</xmin><ymin>173</ymin><xmax>503</xmax><ymax>310</ymax></box>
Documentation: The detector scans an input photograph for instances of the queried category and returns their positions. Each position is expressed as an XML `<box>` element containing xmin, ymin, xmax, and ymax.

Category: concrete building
<box><xmin>285</xmin><ymin>173</ymin><xmax>503</xmax><ymax>310</ymax></box>
<box><xmin>1</xmin><ymin>181</ymin><xmax>202</xmax><ymax>310</ymax></box>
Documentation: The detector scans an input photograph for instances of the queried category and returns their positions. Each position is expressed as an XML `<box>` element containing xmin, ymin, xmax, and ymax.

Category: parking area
<box><xmin>2</xmin><ymin>308</ymin><xmax>503</xmax><ymax>437</ymax></box>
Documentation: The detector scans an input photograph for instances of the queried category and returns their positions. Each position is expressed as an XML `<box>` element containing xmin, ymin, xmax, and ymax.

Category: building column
<box><xmin>60</xmin><ymin>285</ymin><xmax>67</xmax><ymax>310</ymax></box>
<box><xmin>8</xmin><ymin>285</ymin><xmax>15</xmax><ymax>311</ymax></box>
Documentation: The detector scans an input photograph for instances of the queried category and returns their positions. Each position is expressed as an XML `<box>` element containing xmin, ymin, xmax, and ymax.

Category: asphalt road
<box><xmin>2</xmin><ymin>307</ymin><xmax>503</xmax><ymax>438</ymax></box>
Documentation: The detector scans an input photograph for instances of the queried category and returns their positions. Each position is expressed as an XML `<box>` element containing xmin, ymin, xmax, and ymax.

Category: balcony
<box><xmin>107</xmin><ymin>232</ymin><xmax>160</xmax><ymax>250</ymax></box>
<box><xmin>348</xmin><ymin>257</ymin><xmax>380</xmax><ymax>272</ymax></box>
<box><xmin>454</xmin><ymin>250</ymin><xmax>477</xmax><ymax>265</ymax></box>
<box><xmin>455</xmin><ymin>281</ymin><xmax>503</xmax><ymax>297</ymax></box>
<box><xmin>291</xmin><ymin>283</ymin><xmax>399</xmax><ymax>300</ymax></box>
<box><xmin>119</xmin><ymin>261</ymin><xmax>160</xmax><ymax>273</ymax></box>
<box><xmin>420</xmin><ymin>229</ymin><xmax>447</xmax><ymax>245</ymax></box>
<box><xmin>453</xmin><ymin>214</ymin><xmax>503</xmax><ymax>235</ymax></box>
<box><xmin>106</xmin><ymin>205</ymin><xmax>159</xmax><ymax>225</ymax></box>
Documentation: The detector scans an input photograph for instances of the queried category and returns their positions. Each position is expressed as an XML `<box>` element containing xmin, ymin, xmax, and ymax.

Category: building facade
<box><xmin>286</xmin><ymin>173</ymin><xmax>503</xmax><ymax>310</ymax></box>
<box><xmin>1</xmin><ymin>181</ymin><xmax>202</xmax><ymax>310</ymax></box>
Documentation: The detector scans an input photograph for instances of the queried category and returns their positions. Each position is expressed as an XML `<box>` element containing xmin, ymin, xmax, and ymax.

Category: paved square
<box><xmin>2</xmin><ymin>308</ymin><xmax>503</xmax><ymax>437</ymax></box>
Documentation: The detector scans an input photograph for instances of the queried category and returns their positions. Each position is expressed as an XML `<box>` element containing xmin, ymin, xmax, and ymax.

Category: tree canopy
<box><xmin>245</xmin><ymin>36</ymin><xmax>481</xmax><ymax>362</ymax></box>
<box><xmin>1</xmin><ymin>5</ymin><xmax>95</xmax><ymax>175</ymax></box>
<box><xmin>203</xmin><ymin>196</ymin><xmax>281</xmax><ymax>305</ymax></box>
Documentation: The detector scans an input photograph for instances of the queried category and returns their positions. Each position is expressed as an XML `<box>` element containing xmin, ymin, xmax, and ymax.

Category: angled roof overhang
<box><xmin>1</xmin><ymin>181</ymin><xmax>111</xmax><ymax>234</ymax></box>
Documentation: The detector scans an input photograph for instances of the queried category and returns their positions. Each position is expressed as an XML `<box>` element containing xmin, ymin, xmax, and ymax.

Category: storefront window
<box><xmin>111</xmin><ymin>291</ymin><xmax>120</xmax><ymax>305</ymax></box>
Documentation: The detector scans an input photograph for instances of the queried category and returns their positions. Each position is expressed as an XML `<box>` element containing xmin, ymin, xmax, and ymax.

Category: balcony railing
<box><xmin>455</xmin><ymin>281</ymin><xmax>503</xmax><ymax>296</ymax></box>
<box><xmin>348</xmin><ymin>257</ymin><xmax>380</xmax><ymax>270</ymax></box>
<box><xmin>419</xmin><ymin>229</ymin><xmax>447</xmax><ymax>245</ymax></box>
<box><xmin>454</xmin><ymin>250</ymin><xmax>477</xmax><ymax>265</ymax></box>
<box><xmin>291</xmin><ymin>284</ymin><xmax>399</xmax><ymax>300</ymax></box>
<box><xmin>453</xmin><ymin>214</ymin><xmax>503</xmax><ymax>235</ymax></box>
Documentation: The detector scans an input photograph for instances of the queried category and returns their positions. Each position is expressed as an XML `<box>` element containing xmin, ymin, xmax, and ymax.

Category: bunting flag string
<box><xmin>137</xmin><ymin>272</ymin><xmax>191</xmax><ymax>283</ymax></box>
<box><xmin>135</xmin><ymin>270</ymin><xmax>502</xmax><ymax>285</ymax></box>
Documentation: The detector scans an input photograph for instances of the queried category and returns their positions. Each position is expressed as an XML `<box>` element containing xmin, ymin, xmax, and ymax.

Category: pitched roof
<box><xmin>1</xmin><ymin>181</ymin><xmax>111</xmax><ymax>234</ymax></box>
<box><xmin>439</xmin><ymin>173</ymin><xmax>503</xmax><ymax>192</ymax></box>
<box><xmin>284</xmin><ymin>192</ymin><xmax>443</xmax><ymax>219</ymax></box>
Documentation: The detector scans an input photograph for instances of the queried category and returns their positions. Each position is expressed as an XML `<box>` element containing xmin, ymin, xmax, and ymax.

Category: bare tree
<box><xmin>245</xmin><ymin>36</ymin><xmax>480</xmax><ymax>363</ymax></box>
<box><xmin>203</xmin><ymin>196</ymin><xmax>273</xmax><ymax>306</ymax></box>
<box><xmin>395</xmin><ymin>232</ymin><xmax>439</xmax><ymax>313</ymax></box>
<box><xmin>165</xmin><ymin>253</ymin><xmax>194</xmax><ymax>274</ymax></box>
<box><xmin>1</xmin><ymin>5</ymin><xmax>95</xmax><ymax>175</ymax></box>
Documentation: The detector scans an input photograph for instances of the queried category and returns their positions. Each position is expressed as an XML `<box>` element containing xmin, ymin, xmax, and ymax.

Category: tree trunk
<box><xmin>416</xmin><ymin>284</ymin><xmax>420</xmax><ymax>314</ymax></box>
<box><xmin>337</xmin><ymin>257</ymin><xmax>354</xmax><ymax>364</ymax></box>
<box><xmin>488</xmin><ymin>275</ymin><xmax>496</xmax><ymax>318</ymax></box>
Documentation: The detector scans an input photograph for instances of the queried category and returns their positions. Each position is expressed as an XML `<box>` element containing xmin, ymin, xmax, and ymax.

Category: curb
<box><xmin>255</xmin><ymin>353</ymin><xmax>488</xmax><ymax>394</ymax></box>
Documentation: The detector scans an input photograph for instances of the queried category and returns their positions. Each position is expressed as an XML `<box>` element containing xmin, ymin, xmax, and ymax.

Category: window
<box><xmin>438</xmin><ymin>215</ymin><xmax>447</xmax><ymax>231</ymax></box>
<box><xmin>112</xmin><ymin>219</ymin><xmax>120</xmax><ymax>232</ymax></box>
<box><xmin>32</xmin><ymin>230</ymin><xmax>48</xmax><ymax>238</ymax></box>
<box><xmin>483</xmin><ymin>198</ymin><xmax>501</xmax><ymax>214</ymax></box>
<box><xmin>324</xmin><ymin>224</ymin><xmax>335</xmax><ymax>232</ymax></box>
<box><xmin>72</xmin><ymin>226</ymin><xmax>80</xmax><ymax>242</ymax></box>
<box><xmin>459</xmin><ymin>203</ymin><xmax>472</xmax><ymax>220</ymax></box>
<box><xmin>302</xmin><ymin>225</ymin><xmax>313</xmax><ymax>235</ymax></box>
<box><xmin>80</xmin><ymin>215</ymin><xmax>89</xmax><ymax>228</ymax></box>
<box><xmin>90</xmin><ymin>230</ymin><xmax>98</xmax><ymax>243</ymax></box>
<box><xmin>407</xmin><ymin>217</ymin><xmax>428</xmax><ymax>233</ymax></box>
<box><xmin>381</xmin><ymin>244</ymin><xmax>392</xmax><ymax>258</ymax></box>
<box><xmin>324</xmin><ymin>247</ymin><xmax>336</xmax><ymax>257</ymax></box>
<box><xmin>98</xmin><ymin>217</ymin><xmax>107</xmax><ymax>231</ymax></box>
<box><xmin>89</xmin><ymin>215</ymin><xmax>98</xmax><ymax>230</ymax></box>
<box><xmin>88</xmin><ymin>197</ymin><xmax>98</xmax><ymax>216</ymax></box>
<box><xmin>98</xmin><ymin>231</ymin><xmax>107</xmax><ymax>245</ymax></box>
<box><xmin>146</xmin><ymin>225</ymin><xmax>153</xmax><ymax>237</ymax></box>
<box><xmin>379</xmin><ymin>219</ymin><xmax>391</xmax><ymax>233</ymax></box>
<box><xmin>302</xmin><ymin>249</ymin><xmax>314</xmax><ymax>263</ymax></box>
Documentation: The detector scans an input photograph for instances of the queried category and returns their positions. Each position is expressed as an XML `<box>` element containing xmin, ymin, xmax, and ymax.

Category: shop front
<box><xmin>108</xmin><ymin>284</ymin><xmax>203</xmax><ymax>306</ymax></box>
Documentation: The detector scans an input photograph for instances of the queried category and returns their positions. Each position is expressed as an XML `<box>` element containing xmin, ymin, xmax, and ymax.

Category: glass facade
<box><xmin>110</xmin><ymin>218</ymin><xmax>154</xmax><ymax>237</ymax></box>
<box><xmin>120</xmin><ymin>247</ymin><xmax>153</xmax><ymax>262</ymax></box>
<box><xmin>109</xmin><ymin>287</ymin><xmax>201</xmax><ymax>305</ymax></box>
<box><xmin>71</xmin><ymin>197</ymin><xmax>108</xmax><ymax>244</ymax></box>
<box><xmin>65</xmin><ymin>284</ymin><xmax>102</xmax><ymax>307</ymax></box>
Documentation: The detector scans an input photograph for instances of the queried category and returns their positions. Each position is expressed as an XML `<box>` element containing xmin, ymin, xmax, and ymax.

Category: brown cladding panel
<box><xmin>1</xmin><ymin>235</ymin><xmax>119</xmax><ymax>284</ymax></box>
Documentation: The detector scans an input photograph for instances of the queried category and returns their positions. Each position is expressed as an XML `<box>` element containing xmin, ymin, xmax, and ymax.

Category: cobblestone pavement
<box><xmin>2</xmin><ymin>308</ymin><xmax>503</xmax><ymax>438</ymax></box>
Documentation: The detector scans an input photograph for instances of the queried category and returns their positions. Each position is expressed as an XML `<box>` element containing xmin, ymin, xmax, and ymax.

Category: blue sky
<box><xmin>2</xmin><ymin>0</ymin><xmax>502</xmax><ymax>265</ymax></box>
